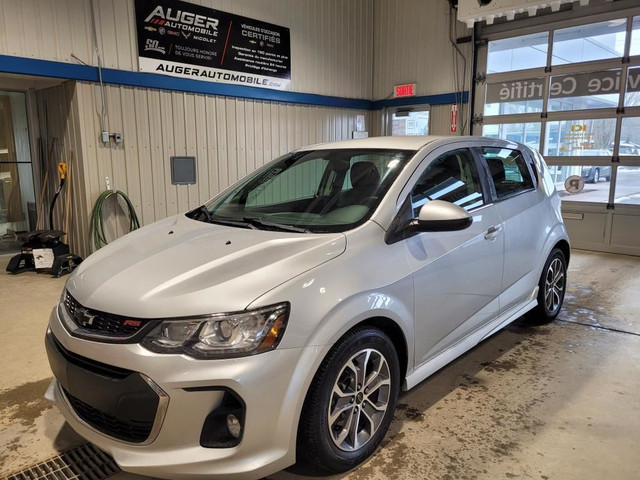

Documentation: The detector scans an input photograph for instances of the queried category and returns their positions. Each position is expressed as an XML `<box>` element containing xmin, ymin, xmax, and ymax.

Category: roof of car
<box><xmin>298</xmin><ymin>135</ymin><xmax>455</xmax><ymax>151</ymax></box>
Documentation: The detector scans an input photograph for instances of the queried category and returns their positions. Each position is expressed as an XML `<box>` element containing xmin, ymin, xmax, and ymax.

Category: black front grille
<box><xmin>63</xmin><ymin>388</ymin><xmax>154</xmax><ymax>443</ymax></box>
<box><xmin>64</xmin><ymin>292</ymin><xmax>150</xmax><ymax>338</ymax></box>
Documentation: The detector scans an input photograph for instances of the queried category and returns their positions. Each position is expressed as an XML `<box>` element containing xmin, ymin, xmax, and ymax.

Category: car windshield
<box><xmin>189</xmin><ymin>148</ymin><xmax>416</xmax><ymax>233</ymax></box>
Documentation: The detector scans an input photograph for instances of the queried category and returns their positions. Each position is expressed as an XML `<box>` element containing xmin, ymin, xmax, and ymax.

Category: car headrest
<box><xmin>350</xmin><ymin>162</ymin><xmax>380</xmax><ymax>189</ymax></box>
<box><xmin>486</xmin><ymin>158</ymin><xmax>506</xmax><ymax>183</ymax></box>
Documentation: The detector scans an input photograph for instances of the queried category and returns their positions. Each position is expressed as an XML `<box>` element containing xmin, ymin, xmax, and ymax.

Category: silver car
<box><xmin>45</xmin><ymin>136</ymin><xmax>569</xmax><ymax>479</ymax></box>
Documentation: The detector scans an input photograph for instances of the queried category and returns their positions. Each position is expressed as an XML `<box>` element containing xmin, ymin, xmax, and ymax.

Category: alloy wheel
<box><xmin>544</xmin><ymin>257</ymin><xmax>565</xmax><ymax>314</ymax></box>
<box><xmin>327</xmin><ymin>348</ymin><xmax>391</xmax><ymax>452</ymax></box>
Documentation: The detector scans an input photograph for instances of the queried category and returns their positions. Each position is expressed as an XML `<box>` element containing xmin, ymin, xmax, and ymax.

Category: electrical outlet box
<box><xmin>101</xmin><ymin>131</ymin><xmax>110</xmax><ymax>144</ymax></box>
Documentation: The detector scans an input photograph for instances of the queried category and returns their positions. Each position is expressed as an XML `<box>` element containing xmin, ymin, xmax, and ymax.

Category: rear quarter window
<box><xmin>481</xmin><ymin>147</ymin><xmax>535</xmax><ymax>200</ymax></box>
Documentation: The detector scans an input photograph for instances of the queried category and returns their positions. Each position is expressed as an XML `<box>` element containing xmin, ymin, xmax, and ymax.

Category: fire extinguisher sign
<box><xmin>450</xmin><ymin>104</ymin><xmax>458</xmax><ymax>134</ymax></box>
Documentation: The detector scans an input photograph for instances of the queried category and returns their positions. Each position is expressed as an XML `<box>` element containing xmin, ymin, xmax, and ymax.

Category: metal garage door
<box><xmin>472</xmin><ymin>2</ymin><xmax>640</xmax><ymax>256</ymax></box>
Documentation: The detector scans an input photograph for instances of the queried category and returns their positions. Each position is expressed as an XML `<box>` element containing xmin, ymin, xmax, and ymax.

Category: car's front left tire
<box><xmin>297</xmin><ymin>326</ymin><xmax>400</xmax><ymax>473</ymax></box>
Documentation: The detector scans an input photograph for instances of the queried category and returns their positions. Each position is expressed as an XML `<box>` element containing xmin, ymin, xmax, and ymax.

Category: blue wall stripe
<box><xmin>371</xmin><ymin>91</ymin><xmax>469</xmax><ymax>109</ymax></box>
<box><xmin>0</xmin><ymin>54</ymin><xmax>467</xmax><ymax>110</ymax></box>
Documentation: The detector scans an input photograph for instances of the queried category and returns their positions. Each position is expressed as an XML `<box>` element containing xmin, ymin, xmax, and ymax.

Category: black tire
<box><xmin>604</xmin><ymin>176</ymin><xmax>611</xmax><ymax>182</ymax></box>
<box><xmin>525</xmin><ymin>248</ymin><xmax>567</xmax><ymax>325</ymax></box>
<box><xmin>591</xmin><ymin>168</ymin><xmax>600</xmax><ymax>184</ymax></box>
<box><xmin>297</xmin><ymin>327</ymin><xmax>400</xmax><ymax>473</ymax></box>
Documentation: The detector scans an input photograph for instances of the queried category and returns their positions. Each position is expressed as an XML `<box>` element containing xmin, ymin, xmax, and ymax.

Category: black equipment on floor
<box><xmin>5</xmin><ymin>230</ymin><xmax>83</xmax><ymax>277</ymax></box>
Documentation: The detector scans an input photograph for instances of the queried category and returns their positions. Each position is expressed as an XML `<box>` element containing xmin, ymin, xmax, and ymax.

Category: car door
<box><xmin>401</xmin><ymin>147</ymin><xmax>505</xmax><ymax>368</ymax></box>
<box><xmin>477</xmin><ymin>146</ymin><xmax>546</xmax><ymax>313</ymax></box>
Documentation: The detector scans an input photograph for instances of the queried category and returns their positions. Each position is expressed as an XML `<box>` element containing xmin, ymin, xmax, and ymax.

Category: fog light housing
<box><xmin>227</xmin><ymin>414</ymin><xmax>241</xmax><ymax>439</ymax></box>
<box><xmin>197</xmin><ymin>389</ymin><xmax>245</xmax><ymax>448</ymax></box>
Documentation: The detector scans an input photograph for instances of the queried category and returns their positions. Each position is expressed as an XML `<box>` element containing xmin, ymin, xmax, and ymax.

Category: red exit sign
<box><xmin>394</xmin><ymin>83</ymin><xmax>416</xmax><ymax>98</ymax></box>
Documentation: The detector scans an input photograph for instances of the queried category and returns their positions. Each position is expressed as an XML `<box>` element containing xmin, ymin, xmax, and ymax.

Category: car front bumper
<box><xmin>46</xmin><ymin>306</ymin><xmax>327</xmax><ymax>480</ymax></box>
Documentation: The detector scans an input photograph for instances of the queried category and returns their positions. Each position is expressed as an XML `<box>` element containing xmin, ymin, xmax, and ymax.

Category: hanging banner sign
<box><xmin>486</xmin><ymin>69</ymin><xmax>640</xmax><ymax>104</ymax></box>
<box><xmin>134</xmin><ymin>0</ymin><xmax>291</xmax><ymax>90</ymax></box>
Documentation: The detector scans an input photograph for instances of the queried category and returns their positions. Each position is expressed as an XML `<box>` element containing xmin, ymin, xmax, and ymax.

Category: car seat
<box><xmin>341</xmin><ymin>162</ymin><xmax>380</xmax><ymax>206</ymax></box>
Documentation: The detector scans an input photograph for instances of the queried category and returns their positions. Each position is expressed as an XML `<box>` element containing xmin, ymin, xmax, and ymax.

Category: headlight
<box><xmin>141</xmin><ymin>303</ymin><xmax>289</xmax><ymax>359</ymax></box>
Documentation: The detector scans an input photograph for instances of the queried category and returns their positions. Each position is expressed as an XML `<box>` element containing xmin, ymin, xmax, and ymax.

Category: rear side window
<box><xmin>481</xmin><ymin>147</ymin><xmax>535</xmax><ymax>200</ymax></box>
<box><xmin>411</xmin><ymin>148</ymin><xmax>485</xmax><ymax>216</ymax></box>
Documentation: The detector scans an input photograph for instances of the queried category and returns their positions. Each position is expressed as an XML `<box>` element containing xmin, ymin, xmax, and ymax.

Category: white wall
<box><xmin>0</xmin><ymin>0</ymin><xmax>374</xmax><ymax>99</ymax></box>
<box><xmin>75</xmin><ymin>82</ymin><xmax>370</xmax><ymax>248</ymax></box>
<box><xmin>35</xmin><ymin>80</ymin><xmax>369</xmax><ymax>257</ymax></box>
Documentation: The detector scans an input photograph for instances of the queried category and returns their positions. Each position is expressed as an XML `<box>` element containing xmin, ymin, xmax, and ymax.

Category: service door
<box><xmin>403</xmin><ymin>147</ymin><xmax>505</xmax><ymax>367</ymax></box>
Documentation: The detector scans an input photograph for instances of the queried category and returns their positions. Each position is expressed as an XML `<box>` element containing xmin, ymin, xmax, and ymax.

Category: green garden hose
<box><xmin>89</xmin><ymin>190</ymin><xmax>140</xmax><ymax>252</ymax></box>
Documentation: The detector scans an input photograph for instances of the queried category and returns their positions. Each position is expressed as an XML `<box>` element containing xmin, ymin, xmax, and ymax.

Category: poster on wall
<box><xmin>134</xmin><ymin>0</ymin><xmax>291</xmax><ymax>90</ymax></box>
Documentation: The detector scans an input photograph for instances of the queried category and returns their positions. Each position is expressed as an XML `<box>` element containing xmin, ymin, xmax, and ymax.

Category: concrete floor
<box><xmin>0</xmin><ymin>250</ymin><xmax>639</xmax><ymax>479</ymax></box>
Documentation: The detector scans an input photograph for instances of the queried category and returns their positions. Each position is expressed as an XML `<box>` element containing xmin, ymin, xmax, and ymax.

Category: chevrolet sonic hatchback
<box><xmin>45</xmin><ymin>136</ymin><xmax>569</xmax><ymax>479</ymax></box>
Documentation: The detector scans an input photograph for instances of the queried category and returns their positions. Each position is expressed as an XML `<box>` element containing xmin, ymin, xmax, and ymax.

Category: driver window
<box><xmin>411</xmin><ymin>149</ymin><xmax>485</xmax><ymax>216</ymax></box>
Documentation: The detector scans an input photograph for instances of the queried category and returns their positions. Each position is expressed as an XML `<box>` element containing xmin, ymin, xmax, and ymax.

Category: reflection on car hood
<box><xmin>66</xmin><ymin>215</ymin><xmax>346</xmax><ymax>318</ymax></box>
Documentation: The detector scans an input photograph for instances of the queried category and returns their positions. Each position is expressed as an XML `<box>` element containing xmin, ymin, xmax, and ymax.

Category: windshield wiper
<box><xmin>192</xmin><ymin>206</ymin><xmax>257</xmax><ymax>229</ymax></box>
<box><xmin>210</xmin><ymin>216</ymin><xmax>257</xmax><ymax>229</ymax></box>
<box><xmin>242</xmin><ymin>217</ymin><xmax>310</xmax><ymax>233</ymax></box>
<box><xmin>193</xmin><ymin>205</ymin><xmax>215</xmax><ymax>223</ymax></box>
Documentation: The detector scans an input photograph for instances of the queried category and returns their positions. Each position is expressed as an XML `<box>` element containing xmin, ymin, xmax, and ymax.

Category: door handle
<box><xmin>484</xmin><ymin>225</ymin><xmax>502</xmax><ymax>241</ymax></box>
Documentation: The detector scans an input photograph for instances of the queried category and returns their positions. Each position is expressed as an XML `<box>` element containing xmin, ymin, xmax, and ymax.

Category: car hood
<box><xmin>66</xmin><ymin>215</ymin><xmax>346</xmax><ymax>318</ymax></box>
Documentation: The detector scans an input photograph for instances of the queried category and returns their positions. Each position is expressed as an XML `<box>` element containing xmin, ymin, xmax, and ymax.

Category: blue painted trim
<box><xmin>371</xmin><ymin>92</ymin><xmax>469</xmax><ymax>109</ymax></box>
<box><xmin>0</xmin><ymin>54</ymin><xmax>467</xmax><ymax>111</ymax></box>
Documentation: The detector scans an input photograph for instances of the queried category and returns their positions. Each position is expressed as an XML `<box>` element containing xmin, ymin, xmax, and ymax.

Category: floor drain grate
<box><xmin>1</xmin><ymin>443</ymin><xmax>120</xmax><ymax>480</ymax></box>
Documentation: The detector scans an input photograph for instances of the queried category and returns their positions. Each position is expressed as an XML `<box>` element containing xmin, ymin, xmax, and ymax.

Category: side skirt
<box><xmin>403</xmin><ymin>287</ymin><xmax>539</xmax><ymax>391</ymax></box>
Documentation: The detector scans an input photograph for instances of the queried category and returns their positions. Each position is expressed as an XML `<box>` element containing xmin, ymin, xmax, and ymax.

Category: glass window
<box><xmin>619</xmin><ymin>117</ymin><xmax>640</xmax><ymax>154</ymax></box>
<box><xmin>552</xmin><ymin>19</ymin><xmax>627</xmax><ymax>65</ymax></box>
<box><xmin>484</xmin><ymin>79</ymin><xmax>544</xmax><ymax>115</ymax></box>
<box><xmin>411</xmin><ymin>149</ymin><xmax>484</xmax><ymax>215</ymax></box>
<box><xmin>246</xmin><ymin>156</ymin><xmax>328</xmax><ymax>207</ymax></box>
<box><xmin>631</xmin><ymin>16</ymin><xmax>640</xmax><ymax>56</ymax></box>
<box><xmin>615</xmin><ymin>167</ymin><xmax>640</xmax><ymax>204</ymax></box>
<box><xmin>548</xmin><ymin>70</ymin><xmax>621</xmax><ymax>111</ymax></box>
<box><xmin>480</xmin><ymin>147</ymin><xmax>534</xmax><ymax>200</ymax></box>
<box><xmin>0</xmin><ymin>92</ymin><xmax>35</xmax><ymax>247</ymax></box>
<box><xmin>391</xmin><ymin>110</ymin><xmax>429</xmax><ymax>136</ymax></box>
<box><xmin>549</xmin><ymin>165</ymin><xmax>611</xmax><ymax>203</ymax></box>
<box><xmin>544</xmin><ymin>118</ymin><xmax>616</xmax><ymax>156</ymax></box>
<box><xmin>487</xmin><ymin>32</ymin><xmax>549</xmax><ymax>74</ymax></box>
<box><xmin>204</xmin><ymin>149</ymin><xmax>416</xmax><ymax>233</ymax></box>
<box><xmin>482</xmin><ymin>123</ymin><xmax>541</xmax><ymax>151</ymax></box>
<box><xmin>624</xmin><ymin>67</ymin><xmax>640</xmax><ymax>107</ymax></box>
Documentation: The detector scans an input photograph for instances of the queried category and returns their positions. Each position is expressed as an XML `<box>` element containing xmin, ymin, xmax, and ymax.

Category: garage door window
<box><xmin>615</xmin><ymin>167</ymin><xmax>640</xmax><ymax>205</ymax></box>
<box><xmin>624</xmin><ymin>67</ymin><xmax>640</xmax><ymax>107</ymax></box>
<box><xmin>544</xmin><ymin>119</ymin><xmax>616</xmax><ymax>157</ymax></box>
<box><xmin>483</xmin><ymin>123</ymin><xmax>541</xmax><ymax>148</ymax></box>
<box><xmin>551</xmin><ymin>19</ymin><xmax>627</xmax><ymax>65</ymax></box>
<box><xmin>620</xmin><ymin>117</ymin><xmax>640</xmax><ymax>152</ymax></box>
<box><xmin>481</xmin><ymin>148</ymin><xmax>534</xmax><ymax>200</ymax></box>
<box><xmin>631</xmin><ymin>16</ymin><xmax>640</xmax><ymax>56</ymax></box>
<box><xmin>487</xmin><ymin>32</ymin><xmax>549</xmax><ymax>73</ymax></box>
<box><xmin>548</xmin><ymin>70</ymin><xmax>621</xmax><ymax>112</ymax></box>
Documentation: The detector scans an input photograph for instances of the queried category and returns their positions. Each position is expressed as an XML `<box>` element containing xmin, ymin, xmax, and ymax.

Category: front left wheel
<box><xmin>297</xmin><ymin>327</ymin><xmax>400</xmax><ymax>473</ymax></box>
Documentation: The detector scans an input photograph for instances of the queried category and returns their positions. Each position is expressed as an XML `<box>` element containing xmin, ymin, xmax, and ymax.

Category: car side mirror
<box><xmin>413</xmin><ymin>200</ymin><xmax>473</xmax><ymax>232</ymax></box>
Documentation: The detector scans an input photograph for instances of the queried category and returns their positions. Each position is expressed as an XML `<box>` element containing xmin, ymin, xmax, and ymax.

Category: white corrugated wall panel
<box><xmin>373</xmin><ymin>0</ymin><xmax>471</xmax><ymax>100</ymax></box>
<box><xmin>0</xmin><ymin>0</ymin><xmax>373</xmax><ymax>99</ymax></box>
<box><xmin>69</xmin><ymin>81</ymin><xmax>370</xmax><ymax>255</ymax></box>
<box><xmin>36</xmin><ymin>81</ymin><xmax>89</xmax><ymax>257</ymax></box>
